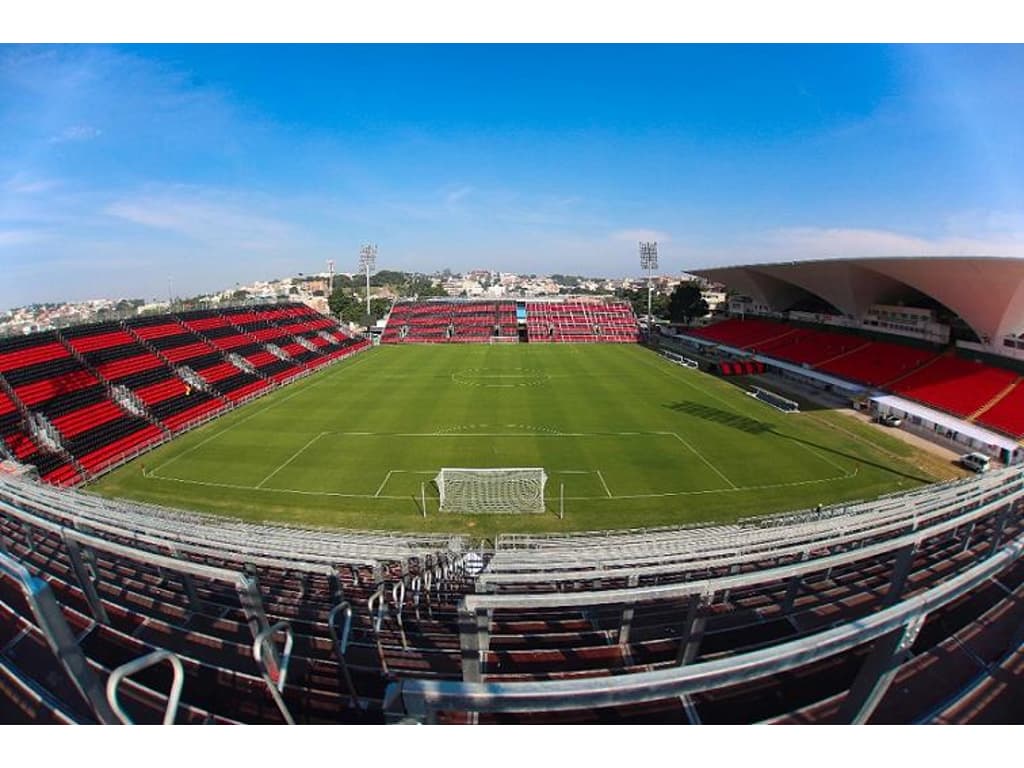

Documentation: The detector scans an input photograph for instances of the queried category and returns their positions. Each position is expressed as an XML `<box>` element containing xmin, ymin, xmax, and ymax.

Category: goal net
<box><xmin>434</xmin><ymin>467</ymin><xmax>548</xmax><ymax>514</ymax></box>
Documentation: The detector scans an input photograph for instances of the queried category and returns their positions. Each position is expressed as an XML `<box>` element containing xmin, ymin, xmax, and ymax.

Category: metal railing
<box><xmin>0</xmin><ymin>551</ymin><xmax>118</xmax><ymax>723</ymax></box>
<box><xmin>383</xmin><ymin>532</ymin><xmax>1024</xmax><ymax>723</ymax></box>
<box><xmin>106</xmin><ymin>651</ymin><xmax>185</xmax><ymax>725</ymax></box>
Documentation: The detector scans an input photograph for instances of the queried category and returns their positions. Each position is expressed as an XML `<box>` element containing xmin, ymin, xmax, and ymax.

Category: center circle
<box><xmin>451</xmin><ymin>368</ymin><xmax>550</xmax><ymax>388</ymax></box>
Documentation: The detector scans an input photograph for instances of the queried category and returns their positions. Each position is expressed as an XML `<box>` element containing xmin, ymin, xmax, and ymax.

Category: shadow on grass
<box><xmin>664</xmin><ymin>401</ymin><xmax>773</xmax><ymax>434</ymax></box>
<box><xmin>663</xmin><ymin>400</ymin><xmax>933</xmax><ymax>485</ymax></box>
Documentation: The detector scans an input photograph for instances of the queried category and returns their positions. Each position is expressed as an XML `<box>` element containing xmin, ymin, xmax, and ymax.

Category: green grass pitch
<box><xmin>91</xmin><ymin>344</ymin><xmax>946</xmax><ymax>537</ymax></box>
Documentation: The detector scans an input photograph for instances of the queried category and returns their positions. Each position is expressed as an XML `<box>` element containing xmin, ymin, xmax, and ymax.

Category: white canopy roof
<box><xmin>693</xmin><ymin>257</ymin><xmax>1024</xmax><ymax>346</ymax></box>
<box><xmin>870</xmin><ymin>394</ymin><xmax>1020</xmax><ymax>453</ymax></box>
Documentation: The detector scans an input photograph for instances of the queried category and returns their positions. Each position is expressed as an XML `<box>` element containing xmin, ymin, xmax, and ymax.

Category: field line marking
<box><xmin>596</xmin><ymin>470</ymin><xmax>613</xmax><ymax>498</ymax></box>
<box><xmin>255</xmin><ymin>432</ymin><xmax>327</xmax><ymax>489</ymax></box>
<box><xmin>142</xmin><ymin>472</ymin><xmax>410</xmax><ymax>500</ymax></box>
<box><xmin>145</xmin><ymin>464</ymin><xmax>858</xmax><ymax>502</ymax></box>
<box><xmin>148</xmin><ymin>351</ymin><xmax>376</xmax><ymax>476</ymax></box>
<box><xmin>667</xmin><ymin>431</ymin><xmax>738</xmax><ymax>489</ymax></box>
<box><xmin>784</xmin><ymin>434</ymin><xmax>850</xmax><ymax>474</ymax></box>
<box><xmin>328</xmin><ymin>430</ymin><xmax>676</xmax><ymax>438</ymax></box>
<box><xmin>374</xmin><ymin>470</ymin><xmax>395</xmax><ymax>498</ymax></box>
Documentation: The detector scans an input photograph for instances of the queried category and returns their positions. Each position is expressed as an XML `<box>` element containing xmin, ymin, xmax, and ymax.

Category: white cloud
<box><xmin>0</xmin><ymin>228</ymin><xmax>47</xmax><ymax>247</ymax></box>
<box><xmin>685</xmin><ymin>224</ymin><xmax>1024</xmax><ymax>270</ymax></box>
<box><xmin>758</xmin><ymin>226</ymin><xmax>1024</xmax><ymax>260</ymax></box>
<box><xmin>3</xmin><ymin>173</ymin><xmax>62</xmax><ymax>195</ymax></box>
<box><xmin>443</xmin><ymin>184</ymin><xmax>474</xmax><ymax>208</ymax></box>
<box><xmin>48</xmin><ymin>124</ymin><xmax>102</xmax><ymax>144</ymax></box>
<box><xmin>104</xmin><ymin>187</ymin><xmax>295</xmax><ymax>249</ymax></box>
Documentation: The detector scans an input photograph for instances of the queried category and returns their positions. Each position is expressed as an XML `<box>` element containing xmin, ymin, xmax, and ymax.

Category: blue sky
<box><xmin>1</xmin><ymin>44</ymin><xmax>1023</xmax><ymax>309</ymax></box>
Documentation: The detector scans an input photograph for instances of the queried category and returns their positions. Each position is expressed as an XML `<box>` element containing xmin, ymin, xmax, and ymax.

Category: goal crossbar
<box><xmin>435</xmin><ymin>467</ymin><xmax>548</xmax><ymax>514</ymax></box>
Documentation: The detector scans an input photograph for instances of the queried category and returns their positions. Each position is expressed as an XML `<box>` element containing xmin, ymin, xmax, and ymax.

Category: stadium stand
<box><xmin>890</xmin><ymin>356</ymin><xmax>1019</xmax><ymax>419</ymax></box>
<box><xmin>975</xmin><ymin>379</ymin><xmax>1024</xmax><ymax>438</ymax></box>
<box><xmin>382</xmin><ymin>300</ymin><xmax>517</xmax><ymax>343</ymax></box>
<box><xmin>0</xmin><ymin>303</ymin><xmax>367</xmax><ymax>486</ymax></box>
<box><xmin>381</xmin><ymin>298</ymin><xmax>638</xmax><ymax>344</ymax></box>
<box><xmin>683</xmin><ymin>316</ymin><xmax>1024</xmax><ymax>438</ymax></box>
<box><xmin>0</xmin><ymin>466</ymin><xmax>1020</xmax><ymax>724</ymax></box>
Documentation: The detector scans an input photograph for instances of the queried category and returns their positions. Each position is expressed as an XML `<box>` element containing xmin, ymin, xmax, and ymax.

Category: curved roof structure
<box><xmin>691</xmin><ymin>257</ymin><xmax>1024</xmax><ymax>345</ymax></box>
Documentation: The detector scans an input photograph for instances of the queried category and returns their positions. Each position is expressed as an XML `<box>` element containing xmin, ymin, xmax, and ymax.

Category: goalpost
<box><xmin>434</xmin><ymin>467</ymin><xmax>549</xmax><ymax>514</ymax></box>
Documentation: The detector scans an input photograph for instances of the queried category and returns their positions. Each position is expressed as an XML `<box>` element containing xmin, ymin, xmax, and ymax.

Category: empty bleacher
<box><xmin>381</xmin><ymin>298</ymin><xmax>638</xmax><ymax>344</ymax></box>
<box><xmin>526</xmin><ymin>300</ymin><xmax>638</xmax><ymax>343</ymax></box>
<box><xmin>890</xmin><ymin>356</ymin><xmax>1019</xmax><ymax>419</ymax></box>
<box><xmin>0</xmin><ymin>388</ymin><xmax>80</xmax><ymax>486</ymax></box>
<box><xmin>975</xmin><ymin>379</ymin><xmax>1024</xmax><ymax>438</ymax></box>
<box><xmin>2</xmin><ymin>466</ymin><xmax>1019</xmax><ymax>725</ymax></box>
<box><xmin>382</xmin><ymin>300</ymin><xmax>517</xmax><ymax>344</ymax></box>
<box><xmin>0</xmin><ymin>303</ymin><xmax>366</xmax><ymax>486</ymax></box>
<box><xmin>684</xmin><ymin>316</ymin><xmax>1024</xmax><ymax>438</ymax></box>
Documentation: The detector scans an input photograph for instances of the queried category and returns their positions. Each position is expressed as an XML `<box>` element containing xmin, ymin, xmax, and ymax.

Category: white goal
<box><xmin>434</xmin><ymin>467</ymin><xmax>549</xmax><ymax>514</ymax></box>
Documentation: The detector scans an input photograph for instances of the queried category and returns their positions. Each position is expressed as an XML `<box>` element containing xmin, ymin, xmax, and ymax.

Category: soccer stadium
<box><xmin>1</xmin><ymin>255</ymin><xmax>1022</xmax><ymax>725</ymax></box>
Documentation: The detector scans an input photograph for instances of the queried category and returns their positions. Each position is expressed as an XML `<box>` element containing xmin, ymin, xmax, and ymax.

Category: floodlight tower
<box><xmin>639</xmin><ymin>241</ymin><xmax>658</xmax><ymax>327</ymax></box>
<box><xmin>326</xmin><ymin>259</ymin><xmax>335</xmax><ymax>295</ymax></box>
<box><xmin>359</xmin><ymin>243</ymin><xmax>377</xmax><ymax>320</ymax></box>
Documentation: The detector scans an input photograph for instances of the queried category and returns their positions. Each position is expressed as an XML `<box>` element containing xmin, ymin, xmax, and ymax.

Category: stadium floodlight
<box><xmin>435</xmin><ymin>467</ymin><xmax>548</xmax><ymax>514</ymax></box>
<box><xmin>639</xmin><ymin>241</ymin><xmax>658</xmax><ymax>327</ymax></box>
<box><xmin>359</xmin><ymin>244</ymin><xmax>377</xmax><ymax>320</ymax></box>
<box><xmin>326</xmin><ymin>259</ymin><xmax>335</xmax><ymax>296</ymax></box>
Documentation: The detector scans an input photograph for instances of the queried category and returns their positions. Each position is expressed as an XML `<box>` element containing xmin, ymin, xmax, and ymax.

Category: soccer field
<box><xmin>91</xmin><ymin>344</ymin><xmax>947</xmax><ymax>536</ymax></box>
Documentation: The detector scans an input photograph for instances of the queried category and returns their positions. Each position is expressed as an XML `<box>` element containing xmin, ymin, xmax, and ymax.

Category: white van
<box><xmin>960</xmin><ymin>452</ymin><xmax>991</xmax><ymax>473</ymax></box>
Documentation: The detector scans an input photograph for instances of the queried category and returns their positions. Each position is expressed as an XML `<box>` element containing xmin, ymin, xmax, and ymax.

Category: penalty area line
<box><xmin>374</xmin><ymin>468</ymin><xmax>393</xmax><ymax>499</ymax></box>
<box><xmin>143</xmin><ymin>464</ymin><xmax>858</xmax><ymax>502</ymax></box>
<box><xmin>663</xmin><ymin>431</ymin><xmax>738</xmax><ymax>490</ymax></box>
<box><xmin>255</xmin><ymin>432</ymin><xmax>327</xmax><ymax>489</ymax></box>
<box><xmin>148</xmin><ymin>351</ymin><xmax>375</xmax><ymax>476</ymax></box>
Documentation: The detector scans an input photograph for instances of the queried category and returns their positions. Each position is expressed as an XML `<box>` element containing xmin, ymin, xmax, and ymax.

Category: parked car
<box><xmin>960</xmin><ymin>452</ymin><xmax>991</xmax><ymax>473</ymax></box>
<box><xmin>877</xmin><ymin>413</ymin><xmax>902</xmax><ymax>427</ymax></box>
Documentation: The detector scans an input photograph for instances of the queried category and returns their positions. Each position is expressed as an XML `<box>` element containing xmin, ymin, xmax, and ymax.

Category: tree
<box><xmin>616</xmin><ymin>287</ymin><xmax>668</xmax><ymax>320</ymax></box>
<box><xmin>328</xmin><ymin>286</ymin><xmax>356</xmax><ymax>317</ymax></box>
<box><xmin>370</xmin><ymin>269</ymin><xmax>408</xmax><ymax>287</ymax></box>
<box><xmin>668</xmin><ymin>283</ymin><xmax>709</xmax><ymax>325</ymax></box>
<box><xmin>329</xmin><ymin>286</ymin><xmax>391</xmax><ymax>325</ymax></box>
<box><xmin>407</xmin><ymin>277</ymin><xmax>447</xmax><ymax>298</ymax></box>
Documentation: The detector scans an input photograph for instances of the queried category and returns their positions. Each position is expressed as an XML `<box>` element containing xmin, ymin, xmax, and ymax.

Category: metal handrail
<box><xmin>367</xmin><ymin>584</ymin><xmax>390</xmax><ymax>675</ymax></box>
<box><xmin>328</xmin><ymin>601</ymin><xmax>359</xmax><ymax>706</ymax></box>
<box><xmin>0</xmin><ymin>551</ymin><xmax>118</xmax><ymax>723</ymax></box>
<box><xmin>391</xmin><ymin>581</ymin><xmax>408</xmax><ymax>649</ymax></box>
<box><xmin>385</xmin><ymin>533</ymin><xmax>1024</xmax><ymax>722</ymax></box>
<box><xmin>409</xmin><ymin>575</ymin><xmax>422</xmax><ymax>620</ymax></box>
<box><xmin>464</xmin><ymin>484</ymin><xmax>1021</xmax><ymax>611</ymax></box>
<box><xmin>328</xmin><ymin>602</ymin><xmax>353</xmax><ymax>656</ymax></box>
<box><xmin>368</xmin><ymin>584</ymin><xmax>387</xmax><ymax>632</ymax></box>
<box><xmin>106</xmin><ymin>650</ymin><xmax>185</xmax><ymax>725</ymax></box>
<box><xmin>253</xmin><ymin>621</ymin><xmax>295</xmax><ymax>725</ymax></box>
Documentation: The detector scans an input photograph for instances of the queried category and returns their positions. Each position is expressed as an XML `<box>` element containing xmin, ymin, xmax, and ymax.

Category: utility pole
<box><xmin>359</xmin><ymin>244</ymin><xmax>377</xmax><ymax>322</ymax></box>
<box><xmin>639</xmin><ymin>241</ymin><xmax>658</xmax><ymax>328</ymax></box>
